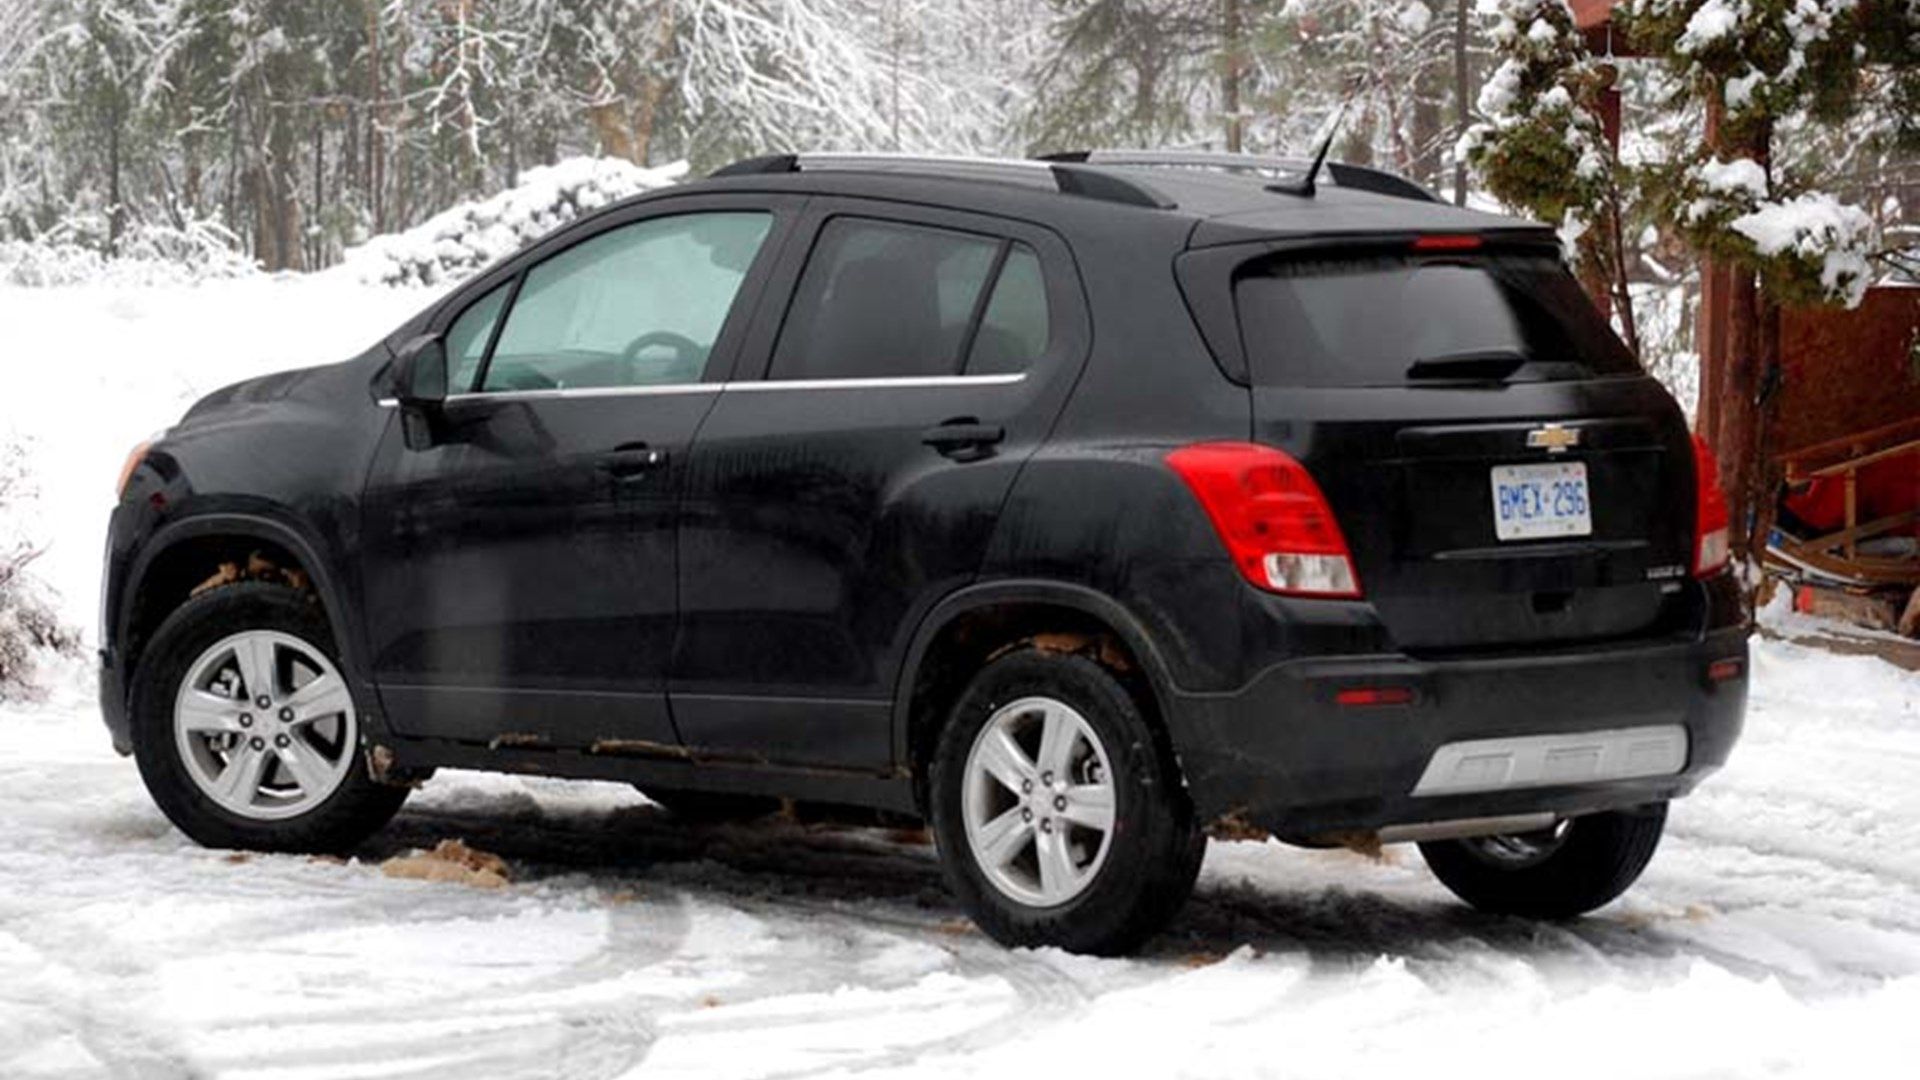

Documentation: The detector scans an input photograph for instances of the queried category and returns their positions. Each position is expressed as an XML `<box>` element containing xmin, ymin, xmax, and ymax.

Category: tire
<box><xmin>929</xmin><ymin>647</ymin><xmax>1204</xmax><ymax>955</ymax></box>
<box><xmin>639</xmin><ymin>786</ymin><xmax>781</xmax><ymax>823</ymax></box>
<box><xmin>129</xmin><ymin>582</ymin><xmax>408</xmax><ymax>853</ymax></box>
<box><xmin>1419</xmin><ymin>803</ymin><xmax>1668</xmax><ymax>919</ymax></box>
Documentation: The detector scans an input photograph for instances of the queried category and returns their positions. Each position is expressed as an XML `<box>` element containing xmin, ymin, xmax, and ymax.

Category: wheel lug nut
<box><xmin>1021</xmin><ymin>808</ymin><xmax>1033</xmax><ymax>822</ymax></box>
<box><xmin>1054</xmin><ymin>796</ymin><xmax>1067</xmax><ymax>811</ymax></box>
<box><xmin>274</xmin><ymin>734</ymin><xmax>290</xmax><ymax>748</ymax></box>
<box><xmin>256</xmin><ymin>696</ymin><xmax>270</xmax><ymax>709</ymax></box>
<box><xmin>1041</xmin><ymin>771</ymin><xmax>1053</xmax><ymax>785</ymax></box>
<box><xmin>250</xmin><ymin>737</ymin><xmax>265</xmax><ymax>750</ymax></box>
<box><xmin>1039</xmin><ymin>818</ymin><xmax>1053</xmax><ymax>833</ymax></box>
<box><xmin>238</xmin><ymin>714</ymin><xmax>252</xmax><ymax>727</ymax></box>
<box><xmin>1020</xmin><ymin>779</ymin><xmax>1032</xmax><ymax>794</ymax></box>
<box><xmin>279</xmin><ymin>707</ymin><xmax>294</xmax><ymax>722</ymax></box>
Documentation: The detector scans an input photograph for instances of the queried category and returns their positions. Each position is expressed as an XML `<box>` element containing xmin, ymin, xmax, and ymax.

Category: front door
<box><xmin>360</xmin><ymin>200</ymin><xmax>788</xmax><ymax>747</ymax></box>
<box><xmin>672</xmin><ymin>201</ymin><xmax>1088</xmax><ymax>769</ymax></box>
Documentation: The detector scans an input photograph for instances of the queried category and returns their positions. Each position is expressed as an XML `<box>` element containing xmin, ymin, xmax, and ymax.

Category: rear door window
<box><xmin>1235</xmin><ymin>253</ymin><xmax>1638</xmax><ymax>388</ymax></box>
<box><xmin>966</xmin><ymin>244</ymin><xmax>1050</xmax><ymax>376</ymax></box>
<box><xmin>770</xmin><ymin>217</ymin><xmax>1005</xmax><ymax>381</ymax></box>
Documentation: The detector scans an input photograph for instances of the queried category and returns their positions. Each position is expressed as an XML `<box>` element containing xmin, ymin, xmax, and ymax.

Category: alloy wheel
<box><xmin>172</xmin><ymin>630</ymin><xmax>358</xmax><ymax>821</ymax></box>
<box><xmin>961</xmin><ymin>695</ymin><xmax>1117</xmax><ymax>907</ymax></box>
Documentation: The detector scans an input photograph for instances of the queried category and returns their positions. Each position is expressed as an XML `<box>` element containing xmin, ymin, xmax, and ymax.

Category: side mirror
<box><xmin>394</xmin><ymin>334</ymin><xmax>448</xmax><ymax>450</ymax></box>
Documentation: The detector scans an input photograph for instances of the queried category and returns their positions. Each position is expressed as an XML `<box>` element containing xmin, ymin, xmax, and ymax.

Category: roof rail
<box><xmin>1042</xmin><ymin>149</ymin><xmax>1440</xmax><ymax>204</ymax></box>
<box><xmin>705</xmin><ymin>152</ymin><xmax>1174</xmax><ymax>210</ymax></box>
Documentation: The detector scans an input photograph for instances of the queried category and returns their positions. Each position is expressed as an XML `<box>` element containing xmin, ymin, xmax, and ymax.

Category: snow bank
<box><xmin>0</xmin><ymin>221</ymin><xmax>258</xmax><ymax>288</ymax></box>
<box><xmin>338</xmin><ymin>157</ymin><xmax>688</xmax><ymax>288</ymax></box>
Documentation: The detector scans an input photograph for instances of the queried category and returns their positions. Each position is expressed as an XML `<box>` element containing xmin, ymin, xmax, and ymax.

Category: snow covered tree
<box><xmin>0</xmin><ymin>438</ymin><xmax>79</xmax><ymax>702</ymax></box>
<box><xmin>1272</xmin><ymin>0</ymin><xmax>1459</xmax><ymax>187</ymax></box>
<box><xmin>1616</xmin><ymin>0</ymin><xmax>1919</xmax><ymax>577</ymax></box>
<box><xmin>1024</xmin><ymin>0</ymin><xmax>1268</xmax><ymax>152</ymax></box>
<box><xmin>1459</xmin><ymin>0</ymin><xmax>1640</xmax><ymax>355</ymax></box>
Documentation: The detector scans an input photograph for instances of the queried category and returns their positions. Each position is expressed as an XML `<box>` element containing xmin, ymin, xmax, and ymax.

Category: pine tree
<box><xmin>1615</xmin><ymin>0</ymin><xmax>1919</xmax><ymax>582</ymax></box>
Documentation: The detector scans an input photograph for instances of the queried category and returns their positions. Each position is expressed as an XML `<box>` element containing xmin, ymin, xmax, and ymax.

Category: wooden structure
<box><xmin>1773</xmin><ymin>416</ymin><xmax>1920</xmax><ymax>587</ymax></box>
<box><xmin>1768</xmin><ymin>289</ymin><xmax>1920</xmax><ymax>634</ymax></box>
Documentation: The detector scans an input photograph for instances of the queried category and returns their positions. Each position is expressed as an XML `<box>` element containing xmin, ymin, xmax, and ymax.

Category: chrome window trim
<box><xmin>374</xmin><ymin>371</ymin><xmax>1025</xmax><ymax>407</ymax></box>
<box><xmin>451</xmin><ymin>383</ymin><xmax>721</xmax><ymax>404</ymax></box>
<box><xmin>724</xmin><ymin>373</ymin><xmax>1026</xmax><ymax>392</ymax></box>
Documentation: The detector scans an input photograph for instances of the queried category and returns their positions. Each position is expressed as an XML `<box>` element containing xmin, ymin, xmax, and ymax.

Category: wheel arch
<box><xmin>891</xmin><ymin>580</ymin><xmax>1186</xmax><ymax>812</ymax></box>
<box><xmin>119</xmin><ymin>513</ymin><xmax>366</xmax><ymax>707</ymax></box>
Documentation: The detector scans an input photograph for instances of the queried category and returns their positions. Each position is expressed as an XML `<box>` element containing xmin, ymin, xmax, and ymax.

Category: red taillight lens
<box><xmin>1165</xmin><ymin>442</ymin><xmax>1362</xmax><ymax>598</ymax></box>
<box><xmin>1412</xmin><ymin>234</ymin><xmax>1483</xmax><ymax>251</ymax></box>
<box><xmin>1335</xmin><ymin>686</ymin><xmax>1415</xmax><ymax>707</ymax></box>
<box><xmin>1691</xmin><ymin>434</ymin><xmax>1731</xmax><ymax>578</ymax></box>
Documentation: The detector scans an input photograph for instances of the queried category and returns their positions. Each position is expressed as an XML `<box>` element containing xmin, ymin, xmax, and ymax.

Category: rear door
<box><xmin>1232</xmin><ymin>243</ymin><xmax>1697</xmax><ymax>652</ymax></box>
<box><xmin>671</xmin><ymin>200</ymin><xmax>1088</xmax><ymax>769</ymax></box>
<box><xmin>359</xmin><ymin>197</ymin><xmax>792</xmax><ymax>747</ymax></box>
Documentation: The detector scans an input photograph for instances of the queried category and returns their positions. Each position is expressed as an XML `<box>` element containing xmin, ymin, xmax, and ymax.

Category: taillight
<box><xmin>1165</xmin><ymin>442</ymin><xmax>1361</xmax><ymax>598</ymax></box>
<box><xmin>1412</xmin><ymin>234</ymin><xmax>1483</xmax><ymax>251</ymax></box>
<box><xmin>1691</xmin><ymin>433</ymin><xmax>1731</xmax><ymax>577</ymax></box>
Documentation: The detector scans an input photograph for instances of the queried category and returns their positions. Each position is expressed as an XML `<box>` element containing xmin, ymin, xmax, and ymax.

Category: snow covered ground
<box><xmin>3</xmin><ymin>278</ymin><xmax>1919</xmax><ymax>1078</ymax></box>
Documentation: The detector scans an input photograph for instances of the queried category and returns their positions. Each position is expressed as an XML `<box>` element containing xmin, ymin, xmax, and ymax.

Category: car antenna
<box><xmin>1269</xmin><ymin>93</ymin><xmax>1353</xmax><ymax>198</ymax></box>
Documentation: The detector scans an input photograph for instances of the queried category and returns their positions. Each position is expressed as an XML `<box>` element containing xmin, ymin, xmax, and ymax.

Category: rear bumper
<box><xmin>1170</xmin><ymin>626</ymin><xmax>1748</xmax><ymax>841</ymax></box>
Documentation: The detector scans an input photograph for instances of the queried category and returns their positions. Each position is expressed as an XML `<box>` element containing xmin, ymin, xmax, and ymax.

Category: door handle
<box><xmin>599</xmin><ymin>445</ymin><xmax>669</xmax><ymax>478</ymax></box>
<box><xmin>921</xmin><ymin>420</ymin><xmax>1004</xmax><ymax>461</ymax></box>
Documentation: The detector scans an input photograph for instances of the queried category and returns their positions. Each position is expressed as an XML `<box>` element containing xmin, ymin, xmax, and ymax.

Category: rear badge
<box><xmin>1526</xmin><ymin>423</ymin><xmax>1581</xmax><ymax>453</ymax></box>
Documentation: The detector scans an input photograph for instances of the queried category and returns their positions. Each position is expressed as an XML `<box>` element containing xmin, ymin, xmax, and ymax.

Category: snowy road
<box><xmin>2</xmin><ymin>634</ymin><xmax>1917</xmax><ymax>1079</ymax></box>
<box><xmin>3</xmin><ymin>279</ymin><xmax>1919</xmax><ymax>1078</ymax></box>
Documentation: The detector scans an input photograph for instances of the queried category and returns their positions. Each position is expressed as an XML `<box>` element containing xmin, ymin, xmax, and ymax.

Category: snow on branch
<box><xmin>1668</xmin><ymin>154</ymin><xmax>1877</xmax><ymax>305</ymax></box>
<box><xmin>337</xmin><ymin>156</ymin><xmax>687</xmax><ymax>288</ymax></box>
<box><xmin>1730</xmin><ymin>193</ymin><xmax>1876</xmax><ymax>304</ymax></box>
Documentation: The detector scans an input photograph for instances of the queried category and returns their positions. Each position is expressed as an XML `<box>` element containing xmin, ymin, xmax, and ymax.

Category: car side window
<box><xmin>445</xmin><ymin>283</ymin><xmax>509</xmax><ymax>392</ymax></box>
<box><xmin>479</xmin><ymin>211</ymin><xmax>772</xmax><ymax>393</ymax></box>
<box><xmin>769</xmin><ymin>217</ymin><xmax>1003</xmax><ymax>381</ymax></box>
<box><xmin>965</xmin><ymin>243</ymin><xmax>1049</xmax><ymax>375</ymax></box>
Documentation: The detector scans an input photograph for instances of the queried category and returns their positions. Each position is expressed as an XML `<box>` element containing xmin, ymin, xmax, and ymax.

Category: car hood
<box><xmin>176</xmin><ymin>349</ymin><xmax>385</xmax><ymax>430</ymax></box>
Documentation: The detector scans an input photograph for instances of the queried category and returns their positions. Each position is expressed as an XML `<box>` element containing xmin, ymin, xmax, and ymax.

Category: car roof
<box><xmin>680</xmin><ymin>153</ymin><xmax>1553</xmax><ymax>251</ymax></box>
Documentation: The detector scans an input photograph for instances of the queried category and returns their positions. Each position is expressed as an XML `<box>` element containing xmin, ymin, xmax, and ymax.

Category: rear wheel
<box><xmin>1418</xmin><ymin>803</ymin><xmax>1668</xmax><ymax>918</ymax></box>
<box><xmin>930</xmin><ymin>648</ymin><xmax>1203</xmax><ymax>955</ymax></box>
<box><xmin>129</xmin><ymin>583</ymin><xmax>408</xmax><ymax>853</ymax></box>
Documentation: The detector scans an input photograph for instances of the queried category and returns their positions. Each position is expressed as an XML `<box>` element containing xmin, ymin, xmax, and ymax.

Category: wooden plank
<box><xmin>1802</xmin><ymin>438</ymin><xmax>1920</xmax><ymax>479</ymax></box>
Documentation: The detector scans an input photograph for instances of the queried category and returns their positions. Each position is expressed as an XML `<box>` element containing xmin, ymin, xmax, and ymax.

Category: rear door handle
<box><xmin>921</xmin><ymin>420</ymin><xmax>1004</xmax><ymax>461</ymax></box>
<box><xmin>599</xmin><ymin>444</ymin><xmax>669</xmax><ymax>478</ymax></box>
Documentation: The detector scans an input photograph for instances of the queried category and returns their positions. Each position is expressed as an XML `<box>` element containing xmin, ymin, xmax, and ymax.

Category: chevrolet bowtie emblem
<box><xmin>1526</xmin><ymin>424</ymin><xmax>1581</xmax><ymax>453</ymax></box>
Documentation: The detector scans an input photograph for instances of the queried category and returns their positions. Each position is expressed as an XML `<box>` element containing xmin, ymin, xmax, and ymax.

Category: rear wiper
<box><xmin>1405</xmin><ymin>349</ymin><xmax>1529</xmax><ymax>381</ymax></box>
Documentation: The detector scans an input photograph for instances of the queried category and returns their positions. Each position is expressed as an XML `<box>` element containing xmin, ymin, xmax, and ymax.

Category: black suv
<box><xmin>102</xmin><ymin>151</ymin><xmax>1747</xmax><ymax>954</ymax></box>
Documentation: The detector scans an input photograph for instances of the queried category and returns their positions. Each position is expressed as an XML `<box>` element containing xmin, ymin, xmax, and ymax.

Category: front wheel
<box><xmin>1419</xmin><ymin>803</ymin><xmax>1668</xmax><ymax>919</ymax></box>
<box><xmin>929</xmin><ymin>648</ymin><xmax>1204</xmax><ymax>955</ymax></box>
<box><xmin>129</xmin><ymin>582</ymin><xmax>408</xmax><ymax>853</ymax></box>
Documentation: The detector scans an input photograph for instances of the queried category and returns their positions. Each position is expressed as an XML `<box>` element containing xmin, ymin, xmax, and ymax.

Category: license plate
<box><xmin>1490</xmin><ymin>462</ymin><xmax>1592</xmax><ymax>541</ymax></box>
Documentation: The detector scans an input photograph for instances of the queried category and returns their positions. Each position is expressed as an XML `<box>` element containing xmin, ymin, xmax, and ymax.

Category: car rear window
<box><xmin>1234</xmin><ymin>253</ymin><xmax>1639</xmax><ymax>388</ymax></box>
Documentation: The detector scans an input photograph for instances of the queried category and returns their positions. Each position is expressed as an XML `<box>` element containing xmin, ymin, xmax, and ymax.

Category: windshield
<box><xmin>1234</xmin><ymin>252</ymin><xmax>1639</xmax><ymax>388</ymax></box>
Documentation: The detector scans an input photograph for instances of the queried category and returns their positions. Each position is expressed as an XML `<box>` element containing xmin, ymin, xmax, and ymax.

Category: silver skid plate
<box><xmin>1411</xmin><ymin>725</ymin><xmax>1688</xmax><ymax>797</ymax></box>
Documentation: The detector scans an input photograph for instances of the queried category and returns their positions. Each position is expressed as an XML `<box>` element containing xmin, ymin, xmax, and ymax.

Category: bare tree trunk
<box><xmin>367</xmin><ymin>3</ymin><xmax>385</xmax><ymax>234</ymax></box>
<box><xmin>310</xmin><ymin>117</ymin><xmax>324</xmax><ymax>268</ymax></box>
<box><xmin>1221</xmin><ymin>0</ymin><xmax>1244</xmax><ymax>152</ymax></box>
<box><xmin>106</xmin><ymin>99</ymin><xmax>123</xmax><ymax>255</ymax></box>
<box><xmin>1452</xmin><ymin>0</ymin><xmax>1469</xmax><ymax>205</ymax></box>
